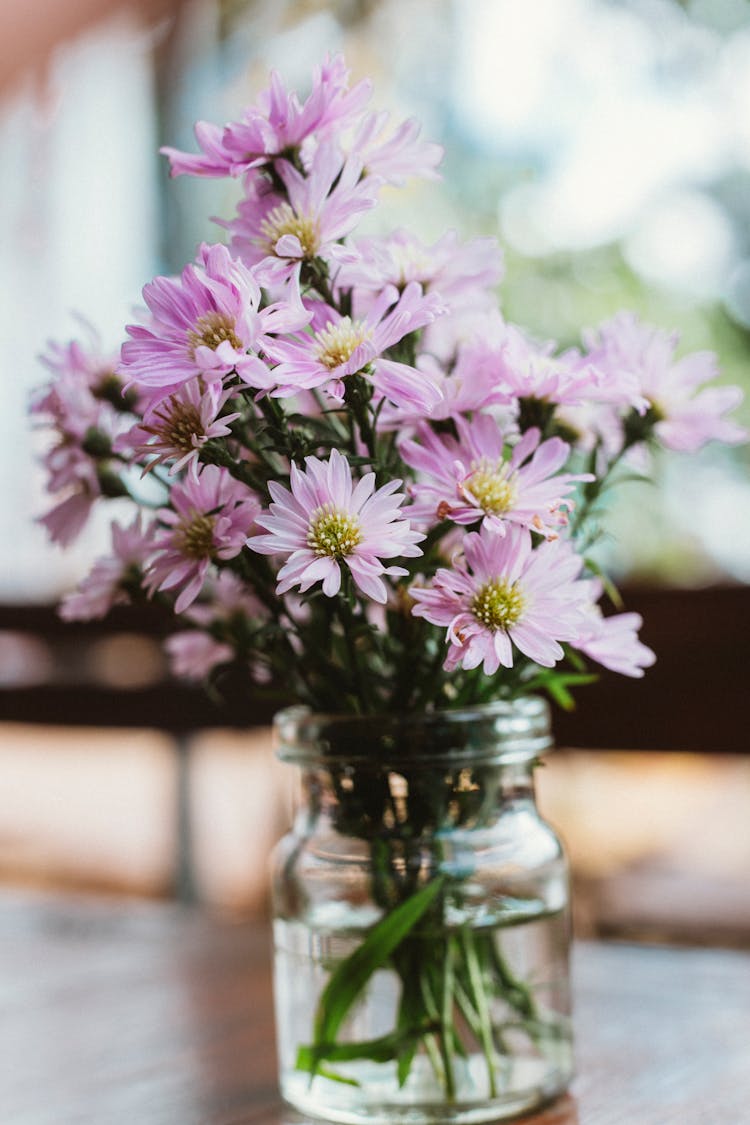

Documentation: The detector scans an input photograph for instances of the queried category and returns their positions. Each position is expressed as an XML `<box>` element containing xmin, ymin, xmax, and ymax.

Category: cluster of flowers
<box><xmin>33</xmin><ymin>56</ymin><xmax>746</xmax><ymax>713</ymax></box>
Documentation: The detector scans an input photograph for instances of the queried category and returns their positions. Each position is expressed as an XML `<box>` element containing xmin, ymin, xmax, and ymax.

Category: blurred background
<box><xmin>1</xmin><ymin>0</ymin><xmax>749</xmax><ymax>942</ymax></box>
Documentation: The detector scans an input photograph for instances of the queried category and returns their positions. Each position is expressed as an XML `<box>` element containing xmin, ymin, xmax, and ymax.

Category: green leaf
<box><xmin>296</xmin><ymin>1023</ymin><xmax>435</xmax><ymax>1072</ymax></box>
<box><xmin>315</xmin><ymin>1065</ymin><xmax>361</xmax><ymax>1087</ymax></box>
<box><xmin>526</xmin><ymin>670</ymin><xmax>599</xmax><ymax>711</ymax></box>
<box><xmin>306</xmin><ymin>876</ymin><xmax>446</xmax><ymax>1074</ymax></box>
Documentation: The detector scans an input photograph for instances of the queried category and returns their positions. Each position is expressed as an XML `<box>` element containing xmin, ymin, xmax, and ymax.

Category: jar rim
<box><xmin>273</xmin><ymin>697</ymin><xmax>552</xmax><ymax>767</ymax></box>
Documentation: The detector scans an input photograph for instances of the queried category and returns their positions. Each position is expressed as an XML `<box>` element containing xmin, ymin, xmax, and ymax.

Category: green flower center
<box><xmin>187</xmin><ymin>312</ymin><xmax>242</xmax><ymax>356</ymax></box>
<box><xmin>307</xmin><ymin>504</ymin><xmax>362</xmax><ymax>558</ymax></box>
<box><xmin>176</xmin><ymin>513</ymin><xmax>216</xmax><ymax>559</ymax></box>
<box><xmin>471</xmin><ymin>579</ymin><xmax>525</xmax><ymax>630</ymax></box>
<box><xmin>463</xmin><ymin>459</ymin><xmax>518</xmax><ymax>515</ymax></box>
<box><xmin>314</xmin><ymin>317</ymin><xmax>372</xmax><ymax>371</ymax></box>
<box><xmin>259</xmin><ymin>203</ymin><xmax>319</xmax><ymax>258</ymax></box>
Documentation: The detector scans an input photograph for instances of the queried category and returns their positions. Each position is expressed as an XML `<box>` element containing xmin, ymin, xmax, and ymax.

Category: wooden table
<box><xmin>1</xmin><ymin>891</ymin><xmax>748</xmax><ymax>1125</ymax></box>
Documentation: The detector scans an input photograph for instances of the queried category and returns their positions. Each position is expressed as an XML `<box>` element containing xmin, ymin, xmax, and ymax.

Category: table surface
<box><xmin>2</xmin><ymin>891</ymin><xmax>748</xmax><ymax>1125</ymax></box>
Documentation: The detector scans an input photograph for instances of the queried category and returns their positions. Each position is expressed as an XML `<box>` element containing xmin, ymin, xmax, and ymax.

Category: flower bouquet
<box><xmin>33</xmin><ymin>55</ymin><xmax>745</xmax><ymax>1124</ymax></box>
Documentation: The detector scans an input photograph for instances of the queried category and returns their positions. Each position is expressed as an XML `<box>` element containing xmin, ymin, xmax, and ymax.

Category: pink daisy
<box><xmin>497</xmin><ymin>324</ymin><xmax>645</xmax><ymax>410</ymax></box>
<box><xmin>166</xmin><ymin>570</ymin><xmax>270</xmax><ymax>681</ymax></box>
<box><xmin>161</xmin><ymin>55</ymin><xmax>371</xmax><ymax>179</ymax></box>
<box><xmin>165</xmin><ymin>632</ymin><xmax>235</xmax><ymax>680</ymax></box>
<box><xmin>34</xmin><ymin>333</ymin><xmax>135</xmax><ymax>546</ymax></box>
<box><xmin>377</xmin><ymin>328</ymin><xmax>511</xmax><ymax>431</ymax></box>
<box><xmin>583</xmin><ymin>312</ymin><xmax>747</xmax><ymax>452</ymax></box>
<box><xmin>261</xmin><ymin>282</ymin><xmax>445</xmax><ymax>411</ymax></box>
<box><xmin>60</xmin><ymin>515</ymin><xmax>155</xmax><ymax>620</ymax></box>
<box><xmin>223</xmin><ymin>143</ymin><xmax>379</xmax><ymax>286</ymax></box>
<box><xmin>349</xmin><ymin>110</ymin><xmax>443</xmax><ymax>185</ymax></box>
<box><xmin>410</xmin><ymin>524</ymin><xmax>585</xmax><ymax>673</ymax></box>
<box><xmin>401</xmin><ymin>415</ymin><xmax>591</xmax><ymax>536</ymax></box>
<box><xmin>147</xmin><ymin>465</ymin><xmax>260</xmax><ymax>613</ymax></box>
<box><xmin>575</xmin><ymin>606</ymin><xmax>656</xmax><ymax>679</ymax></box>
<box><xmin>248</xmin><ymin>448</ymin><xmax>423</xmax><ymax>603</ymax></box>
<box><xmin>118</xmin><ymin>378</ymin><xmax>241</xmax><ymax>477</ymax></box>
<box><xmin>339</xmin><ymin>229</ymin><xmax>503</xmax><ymax>312</ymax></box>
<box><xmin>39</xmin><ymin>487</ymin><xmax>100</xmax><ymax>548</ymax></box>
<box><xmin>119</xmin><ymin>243</ymin><xmax>309</xmax><ymax>395</ymax></box>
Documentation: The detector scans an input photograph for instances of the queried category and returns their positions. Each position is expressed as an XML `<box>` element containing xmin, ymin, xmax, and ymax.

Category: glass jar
<box><xmin>271</xmin><ymin>698</ymin><xmax>572</xmax><ymax>1125</ymax></box>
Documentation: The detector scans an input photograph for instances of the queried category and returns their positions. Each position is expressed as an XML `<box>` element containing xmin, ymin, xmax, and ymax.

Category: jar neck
<box><xmin>275</xmin><ymin>697</ymin><xmax>552</xmax><ymax>770</ymax></box>
<box><xmin>276</xmin><ymin>699</ymin><xmax>551</xmax><ymax>840</ymax></box>
<box><xmin>295</xmin><ymin>758</ymin><xmax>538</xmax><ymax>838</ymax></box>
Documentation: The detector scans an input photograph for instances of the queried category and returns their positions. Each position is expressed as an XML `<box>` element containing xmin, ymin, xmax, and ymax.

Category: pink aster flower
<box><xmin>377</xmin><ymin>326</ymin><xmax>511</xmax><ymax>431</ymax></box>
<box><xmin>119</xmin><ymin>243</ymin><xmax>309</xmax><ymax>395</ymax></box>
<box><xmin>410</xmin><ymin>524</ymin><xmax>585</xmax><ymax>673</ymax></box>
<box><xmin>34</xmin><ymin>333</ymin><xmax>135</xmax><ymax>546</ymax></box>
<box><xmin>339</xmin><ymin>229</ymin><xmax>503</xmax><ymax>313</ymax></box>
<box><xmin>248</xmin><ymin>448</ymin><xmax>423</xmax><ymax>603</ymax></box>
<box><xmin>261</xmin><ymin>282</ymin><xmax>445</xmax><ymax>411</ymax></box>
<box><xmin>60</xmin><ymin>515</ymin><xmax>155</xmax><ymax>620</ymax></box>
<box><xmin>147</xmin><ymin>465</ymin><xmax>261</xmax><ymax>613</ymax></box>
<box><xmin>576</xmin><ymin>607</ymin><xmax>656</xmax><ymax>678</ymax></box>
<box><xmin>39</xmin><ymin>488</ymin><xmax>99</xmax><ymax>548</ymax></box>
<box><xmin>186</xmin><ymin>569</ymin><xmax>267</xmax><ymax>626</ymax></box>
<box><xmin>165</xmin><ymin>631</ymin><xmax>235</xmax><ymax>680</ymax></box>
<box><xmin>497</xmin><ymin>324</ymin><xmax>646</xmax><ymax>410</ymax></box>
<box><xmin>166</xmin><ymin>570</ymin><xmax>270</xmax><ymax>681</ymax></box>
<box><xmin>117</xmin><ymin>378</ymin><xmax>241</xmax><ymax>476</ymax></box>
<box><xmin>37</xmin><ymin>325</ymin><xmax>123</xmax><ymax>401</ymax></box>
<box><xmin>224</xmin><ymin>143</ymin><xmax>379</xmax><ymax>286</ymax></box>
<box><xmin>161</xmin><ymin>55</ymin><xmax>371</xmax><ymax>179</ymax></box>
<box><xmin>349</xmin><ymin>110</ymin><xmax>443</xmax><ymax>185</ymax></box>
<box><xmin>401</xmin><ymin>415</ymin><xmax>591</xmax><ymax>536</ymax></box>
<box><xmin>583</xmin><ymin>312</ymin><xmax>747</xmax><ymax>452</ymax></box>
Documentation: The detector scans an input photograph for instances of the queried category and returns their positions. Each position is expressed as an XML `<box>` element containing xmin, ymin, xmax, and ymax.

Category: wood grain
<box><xmin>1</xmin><ymin>891</ymin><xmax>748</xmax><ymax>1124</ymax></box>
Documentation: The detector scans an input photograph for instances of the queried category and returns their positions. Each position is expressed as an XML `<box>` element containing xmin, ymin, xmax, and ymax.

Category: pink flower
<box><xmin>161</xmin><ymin>55</ymin><xmax>371</xmax><ymax>179</ymax></box>
<box><xmin>37</xmin><ymin>326</ymin><xmax>123</xmax><ymax>400</ymax></box>
<box><xmin>118</xmin><ymin>379</ymin><xmax>241</xmax><ymax>476</ymax></box>
<box><xmin>261</xmin><ymin>282</ymin><xmax>445</xmax><ymax>411</ymax></box>
<box><xmin>349</xmin><ymin>111</ymin><xmax>443</xmax><ymax>185</ymax></box>
<box><xmin>39</xmin><ymin>489</ymin><xmax>99</xmax><ymax>548</ymax></box>
<box><xmin>410</xmin><ymin>524</ymin><xmax>585</xmax><ymax>673</ymax></box>
<box><xmin>119</xmin><ymin>243</ymin><xmax>309</xmax><ymax>395</ymax></box>
<box><xmin>166</xmin><ymin>571</ymin><xmax>270</xmax><ymax>681</ymax></box>
<box><xmin>583</xmin><ymin>312</ymin><xmax>747</xmax><ymax>452</ymax></box>
<box><xmin>497</xmin><ymin>325</ymin><xmax>645</xmax><ymax>410</ymax></box>
<box><xmin>33</xmin><ymin>332</ymin><xmax>135</xmax><ymax>546</ymax></box>
<box><xmin>165</xmin><ymin>632</ymin><xmax>235</xmax><ymax>680</ymax></box>
<box><xmin>576</xmin><ymin>605</ymin><xmax>656</xmax><ymax>678</ymax></box>
<box><xmin>60</xmin><ymin>515</ymin><xmax>155</xmax><ymax>620</ymax></box>
<box><xmin>340</xmin><ymin>229</ymin><xmax>503</xmax><ymax>313</ymax></box>
<box><xmin>147</xmin><ymin>465</ymin><xmax>260</xmax><ymax>613</ymax></box>
<box><xmin>401</xmin><ymin>415</ymin><xmax>591</xmax><ymax>535</ymax></box>
<box><xmin>224</xmin><ymin>143</ymin><xmax>379</xmax><ymax>286</ymax></box>
<box><xmin>377</xmin><ymin>330</ymin><xmax>511</xmax><ymax>431</ymax></box>
<box><xmin>248</xmin><ymin>448</ymin><xmax>423</xmax><ymax>603</ymax></box>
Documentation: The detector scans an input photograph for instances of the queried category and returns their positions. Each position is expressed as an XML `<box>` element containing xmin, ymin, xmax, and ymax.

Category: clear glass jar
<box><xmin>271</xmin><ymin>698</ymin><xmax>572</xmax><ymax>1125</ymax></box>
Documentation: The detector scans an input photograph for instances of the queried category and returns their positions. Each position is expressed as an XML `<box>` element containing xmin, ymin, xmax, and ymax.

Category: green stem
<box><xmin>461</xmin><ymin>928</ymin><xmax>498</xmax><ymax>1098</ymax></box>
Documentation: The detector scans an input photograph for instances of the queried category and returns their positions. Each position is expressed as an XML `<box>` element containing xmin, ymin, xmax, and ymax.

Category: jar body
<box><xmin>272</xmin><ymin>700</ymin><xmax>573</xmax><ymax>1125</ymax></box>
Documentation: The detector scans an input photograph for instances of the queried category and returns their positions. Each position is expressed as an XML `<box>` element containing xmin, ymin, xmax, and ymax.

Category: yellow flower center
<box><xmin>187</xmin><ymin>312</ymin><xmax>242</xmax><ymax>356</ymax></box>
<box><xmin>463</xmin><ymin>459</ymin><xmax>518</xmax><ymax>515</ymax></box>
<box><xmin>259</xmin><ymin>203</ymin><xmax>319</xmax><ymax>258</ymax></box>
<box><xmin>307</xmin><ymin>504</ymin><xmax>362</xmax><ymax>558</ymax></box>
<box><xmin>314</xmin><ymin>317</ymin><xmax>372</xmax><ymax>371</ymax></box>
<box><xmin>176</xmin><ymin>513</ymin><xmax>216</xmax><ymax>559</ymax></box>
<box><xmin>471</xmin><ymin>579</ymin><xmax>525</xmax><ymax>630</ymax></box>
